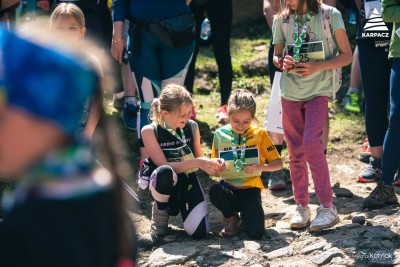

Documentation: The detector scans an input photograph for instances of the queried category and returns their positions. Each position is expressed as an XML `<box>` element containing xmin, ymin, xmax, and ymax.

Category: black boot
<box><xmin>363</xmin><ymin>181</ymin><xmax>398</xmax><ymax>209</ymax></box>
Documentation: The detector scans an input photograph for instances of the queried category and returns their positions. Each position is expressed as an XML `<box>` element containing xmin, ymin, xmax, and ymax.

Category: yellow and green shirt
<box><xmin>211</xmin><ymin>125</ymin><xmax>280</xmax><ymax>190</ymax></box>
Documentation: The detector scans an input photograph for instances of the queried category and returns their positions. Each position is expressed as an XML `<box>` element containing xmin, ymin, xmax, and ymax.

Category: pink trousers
<box><xmin>281</xmin><ymin>96</ymin><xmax>333</xmax><ymax>207</ymax></box>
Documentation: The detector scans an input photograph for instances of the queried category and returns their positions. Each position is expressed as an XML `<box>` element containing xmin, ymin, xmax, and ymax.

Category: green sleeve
<box><xmin>382</xmin><ymin>0</ymin><xmax>400</xmax><ymax>23</ymax></box>
<box><xmin>272</xmin><ymin>16</ymin><xmax>285</xmax><ymax>45</ymax></box>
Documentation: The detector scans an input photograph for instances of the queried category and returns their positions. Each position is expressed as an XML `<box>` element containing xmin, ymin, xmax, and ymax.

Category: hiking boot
<box><xmin>358</xmin><ymin>157</ymin><xmax>381</xmax><ymax>183</ymax></box>
<box><xmin>290</xmin><ymin>204</ymin><xmax>311</xmax><ymax>229</ymax></box>
<box><xmin>120</xmin><ymin>103</ymin><xmax>138</xmax><ymax>131</ymax></box>
<box><xmin>221</xmin><ymin>213</ymin><xmax>241</xmax><ymax>236</ymax></box>
<box><xmin>310</xmin><ymin>205</ymin><xmax>340</xmax><ymax>231</ymax></box>
<box><xmin>216</xmin><ymin>104</ymin><xmax>228</xmax><ymax>124</ymax></box>
<box><xmin>268</xmin><ymin>169</ymin><xmax>287</xmax><ymax>190</ymax></box>
<box><xmin>150</xmin><ymin>204</ymin><xmax>171</xmax><ymax>236</ymax></box>
<box><xmin>342</xmin><ymin>92</ymin><xmax>360</xmax><ymax>113</ymax></box>
<box><xmin>358</xmin><ymin>138</ymin><xmax>371</xmax><ymax>163</ymax></box>
<box><xmin>363</xmin><ymin>182</ymin><xmax>398</xmax><ymax>209</ymax></box>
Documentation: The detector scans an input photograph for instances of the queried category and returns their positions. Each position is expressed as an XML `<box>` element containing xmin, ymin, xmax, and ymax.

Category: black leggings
<box><xmin>357</xmin><ymin>39</ymin><xmax>391</xmax><ymax>147</ymax></box>
<box><xmin>185</xmin><ymin>0</ymin><xmax>233</xmax><ymax>106</ymax></box>
<box><xmin>209</xmin><ymin>183</ymin><xmax>264</xmax><ymax>240</ymax></box>
<box><xmin>149</xmin><ymin>165</ymin><xmax>209</xmax><ymax>239</ymax></box>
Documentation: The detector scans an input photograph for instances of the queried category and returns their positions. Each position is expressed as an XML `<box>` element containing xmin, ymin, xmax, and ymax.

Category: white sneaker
<box><xmin>290</xmin><ymin>204</ymin><xmax>311</xmax><ymax>229</ymax></box>
<box><xmin>310</xmin><ymin>205</ymin><xmax>340</xmax><ymax>231</ymax></box>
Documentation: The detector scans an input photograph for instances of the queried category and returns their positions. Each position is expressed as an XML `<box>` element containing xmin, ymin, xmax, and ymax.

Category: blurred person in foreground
<box><xmin>0</xmin><ymin>23</ymin><xmax>136</xmax><ymax>267</ymax></box>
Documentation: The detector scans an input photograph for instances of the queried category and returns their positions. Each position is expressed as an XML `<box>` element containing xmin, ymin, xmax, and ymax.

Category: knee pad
<box><xmin>149</xmin><ymin>165</ymin><xmax>177</xmax><ymax>203</ymax></box>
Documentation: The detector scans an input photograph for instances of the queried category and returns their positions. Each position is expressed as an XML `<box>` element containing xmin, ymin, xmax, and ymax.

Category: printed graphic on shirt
<box><xmin>396</xmin><ymin>27</ymin><xmax>400</xmax><ymax>38</ymax></box>
<box><xmin>162</xmin><ymin>144</ymin><xmax>198</xmax><ymax>174</ymax></box>
<box><xmin>362</xmin><ymin>1</ymin><xmax>389</xmax><ymax>38</ymax></box>
<box><xmin>219</xmin><ymin>147</ymin><xmax>261</xmax><ymax>179</ymax></box>
<box><xmin>291</xmin><ymin>26</ymin><xmax>316</xmax><ymax>43</ymax></box>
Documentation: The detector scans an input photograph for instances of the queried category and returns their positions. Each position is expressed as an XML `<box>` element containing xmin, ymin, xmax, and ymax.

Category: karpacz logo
<box><xmin>362</xmin><ymin>8</ymin><xmax>389</xmax><ymax>38</ymax></box>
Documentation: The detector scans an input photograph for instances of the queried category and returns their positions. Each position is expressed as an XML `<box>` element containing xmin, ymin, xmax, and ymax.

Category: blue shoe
<box><xmin>121</xmin><ymin>103</ymin><xmax>138</xmax><ymax>131</ymax></box>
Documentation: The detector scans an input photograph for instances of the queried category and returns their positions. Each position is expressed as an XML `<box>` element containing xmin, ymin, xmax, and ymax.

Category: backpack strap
<box><xmin>188</xmin><ymin>120</ymin><xmax>198</xmax><ymax>141</ymax></box>
<box><xmin>320</xmin><ymin>4</ymin><xmax>342</xmax><ymax>101</ymax></box>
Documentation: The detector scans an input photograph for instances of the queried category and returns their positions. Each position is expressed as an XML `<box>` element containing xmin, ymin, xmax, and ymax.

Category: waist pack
<box><xmin>148</xmin><ymin>13</ymin><xmax>196</xmax><ymax>48</ymax></box>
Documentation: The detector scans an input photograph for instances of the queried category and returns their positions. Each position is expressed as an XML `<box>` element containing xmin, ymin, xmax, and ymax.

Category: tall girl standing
<box><xmin>272</xmin><ymin>0</ymin><xmax>352</xmax><ymax>230</ymax></box>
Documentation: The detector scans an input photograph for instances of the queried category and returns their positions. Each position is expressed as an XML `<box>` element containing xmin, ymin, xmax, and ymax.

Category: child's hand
<box><xmin>281</xmin><ymin>55</ymin><xmax>295</xmax><ymax>72</ymax></box>
<box><xmin>295</xmin><ymin>62</ymin><xmax>321</xmax><ymax>77</ymax></box>
<box><xmin>243</xmin><ymin>163</ymin><xmax>259</xmax><ymax>174</ymax></box>
<box><xmin>199</xmin><ymin>158</ymin><xmax>222</xmax><ymax>176</ymax></box>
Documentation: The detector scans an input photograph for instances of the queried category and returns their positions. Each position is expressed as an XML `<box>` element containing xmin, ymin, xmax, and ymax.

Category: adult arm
<box><xmin>382</xmin><ymin>0</ymin><xmax>400</xmax><ymax>23</ymax></box>
<box><xmin>263</xmin><ymin>0</ymin><xmax>282</xmax><ymax>30</ymax></box>
<box><xmin>354</xmin><ymin>0</ymin><xmax>362</xmax><ymax>10</ymax></box>
<box><xmin>111</xmin><ymin>0</ymin><xmax>128</xmax><ymax>63</ymax></box>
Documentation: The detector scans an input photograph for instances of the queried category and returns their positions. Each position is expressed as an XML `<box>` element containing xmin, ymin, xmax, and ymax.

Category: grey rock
<box><xmin>244</xmin><ymin>240</ymin><xmax>261</xmax><ymax>251</ymax></box>
<box><xmin>352</xmin><ymin>215</ymin><xmax>366</xmax><ymax>225</ymax></box>
<box><xmin>163</xmin><ymin>235</ymin><xmax>177</xmax><ymax>243</ymax></box>
<box><xmin>380</xmin><ymin>240</ymin><xmax>394</xmax><ymax>249</ymax></box>
<box><xmin>333</xmin><ymin>187</ymin><xmax>354</xmax><ymax>198</ymax></box>
<box><xmin>145</xmin><ymin>243</ymin><xmax>198</xmax><ymax>267</ymax></box>
<box><xmin>195</xmin><ymin>256</ymin><xmax>204</xmax><ymax>264</ymax></box>
<box><xmin>362</xmin><ymin>228</ymin><xmax>398</xmax><ymax>240</ymax></box>
<box><xmin>264</xmin><ymin>245</ymin><xmax>293</xmax><ymax>260</ymax></box>
<box><xmin>301</xmin><ymin>241</ymin><xmax>327</xmax><ymax>255</ymax></box>
<box><xmin>358</xmin><ymin>240</ymin><xmax>382</xmax><ymax>249</ymax></box>
<box><xmin>313</xmin><ymin>248</ymin><xmax>344</xmax><ymax>266</ymax></box>
<box><xmin>221</xmin><ymin>250</ymin><xmax>247</xmax><ymax>259</ymax></box>
<box><xmin>342</xmin><ymin>240</ymin><xmax>357</xmax><ymax>248</ymax></box>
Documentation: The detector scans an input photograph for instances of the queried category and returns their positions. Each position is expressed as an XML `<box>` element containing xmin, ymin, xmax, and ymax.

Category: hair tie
<box><xmin>152</xmin><ymin>98</ymin><xmax>160</xmax><ymax>108</ymax></box>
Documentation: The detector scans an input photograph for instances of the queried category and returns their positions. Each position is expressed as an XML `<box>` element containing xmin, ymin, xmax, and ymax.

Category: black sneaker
<box><xmin>362</xmin><ymin>182</ymin><xmax>398</xmax><ymax>209</ymax></box>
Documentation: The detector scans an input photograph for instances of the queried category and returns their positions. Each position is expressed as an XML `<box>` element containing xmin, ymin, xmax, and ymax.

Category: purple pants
<box><xmin>282</xmin><ymin>96</ymin><xmax>333</xmax><ymax>207</ymax></box>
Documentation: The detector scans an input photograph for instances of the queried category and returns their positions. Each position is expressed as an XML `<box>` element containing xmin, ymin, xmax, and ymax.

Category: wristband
<box><xmin>278</xmin><ymin>57</ymin><xmax>284</xmax><ymax>71</ymax></box>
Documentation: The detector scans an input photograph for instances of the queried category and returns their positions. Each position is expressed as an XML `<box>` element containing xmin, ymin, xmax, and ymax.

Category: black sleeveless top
<box><xmin>141</xmin><ymin>120</ymin><xmax>197</xmax><ymax>177</ymax></box>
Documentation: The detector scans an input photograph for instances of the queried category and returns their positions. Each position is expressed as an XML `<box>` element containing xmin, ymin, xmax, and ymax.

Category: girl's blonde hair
<box><xmin>279</xmin><ymin>0</ymin><xmax>321</xmax><ymax>17</ymax></box>
<box><xmin>49</xmin><ymin>3</ymin><xmax>85</xmax><ymax>28</ymax></box>
<box><xmin>227</xmin><ymin>89</ymin><xmax>257</xmax><ymax>120</ymax></box>
<box><xmin>150</xmin><ymin>84</ymin><xmax>193</xmax><ymax>124</ymax></box>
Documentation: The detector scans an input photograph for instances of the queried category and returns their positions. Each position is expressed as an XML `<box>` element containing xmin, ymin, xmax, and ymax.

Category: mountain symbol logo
<box><xmin>363</xmin><ymin>8</ymin><xmax>389</xmax><ymax>31</ymax></box>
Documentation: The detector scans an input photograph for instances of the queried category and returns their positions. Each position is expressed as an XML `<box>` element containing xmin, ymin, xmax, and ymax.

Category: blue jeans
<box><xmin>382</xmin><ymin>58</ymin><xmax>400</xmax><ymax>185</ymax></box>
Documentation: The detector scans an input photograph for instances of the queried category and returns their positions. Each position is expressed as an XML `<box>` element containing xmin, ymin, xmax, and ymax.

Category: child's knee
<box><xmin>209</xmin><ymin>184</ymin><xmax>224</xmax><ymax>204</ymax></box>
<box><xmin>150</xmin><ymin>165</ymin><xmax>177</xmax><ymax>192</ymax></box>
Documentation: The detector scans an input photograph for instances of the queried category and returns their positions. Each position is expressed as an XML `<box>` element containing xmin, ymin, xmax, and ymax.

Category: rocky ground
<box><xmin>122</xmin><ymin>136</ymin><xmax>400</xmax><ymax>267</ymax></box>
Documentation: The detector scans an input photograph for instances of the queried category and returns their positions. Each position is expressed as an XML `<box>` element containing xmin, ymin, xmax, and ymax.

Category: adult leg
<box><xmin>184</xmin><ymin>4</ymin><xmax>206</xmax><ymax>94</ymax></box>
<box><xmin>363</xmin><ymin>60</ymin><xmax>399</xmax><ymax>208</ymax></box>
<box><xmin>236</xmin><ymin>188</ymin><xmax>264</xmax><ymax>240</ymax></box>
<box><xmin>128</xmin><ymin>33</ymin><xmax>162</xmax><ymax>159</ymax></box>
<box><xmin>357</xmin><ymin>39</ymin><xmax>390</xmax><ymax>182</ymax></box>
<box><xmin>207</xmin><ymin>0</ymin><xmax>233</xmax><ymax>106</ymax></box>
<box><xmin>382</xmin><ymin>59</ymin><xmax>400</xmax><ymax>185</ymax></box>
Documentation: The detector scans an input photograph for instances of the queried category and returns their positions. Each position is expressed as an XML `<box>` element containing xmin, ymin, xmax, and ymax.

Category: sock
<box><xmin>156</xmin><ymin>201</ymin><xmax>168</xmax><ymax>211</ymax></box>
<box><xmin>124</xmin><ymin>96</ymin><xmax>136</xmax><ymax>107</ymax></box>
<box><xmin>347</xmin><ymin>87</ymin><xmax>358</xmax><ymax>94</ymax></box>
<box><xmin>322</xmin><ymin>202</ymin><xmax>334</xmax><ymax>208</ymax></box>
<box><xmin>275</xmin><ymin>144</ymin><xmax>283</xmax><ymax>155</ymax></box>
